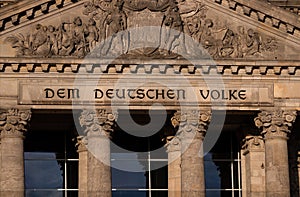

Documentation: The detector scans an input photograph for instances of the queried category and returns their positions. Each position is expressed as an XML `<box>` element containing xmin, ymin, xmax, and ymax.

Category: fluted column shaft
<box><xmin>255</xmin><ymin>110</ymin><xmax>297</xmax><ymax>197</ymax></box>
<box><xmin>0</xmin><ymin>109</ymin><xmax>31</xmax><ymax>197</ymax></box>
<box><xmin>171</xmin><ymin>110</ymin><xmax>211</xmax><ymax>197</ymax></box>
<box><xmin>79</xmin><ymin>109</ymin><xmax>116</xmax><ymax>197</ymax></box>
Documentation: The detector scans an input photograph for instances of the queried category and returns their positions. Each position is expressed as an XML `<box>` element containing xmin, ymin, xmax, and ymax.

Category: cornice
<box><xmin>0</xmin><ymin>0</ymin><xmax>82</xmax><ymax>33</ymax></box>
<box><xmin>0</xmin><ymin>57</ymin><xmax>300</xmax><ymax>75</ymax></box>
<box><xmin>1</xmin><ymin>0</ymin><xmax>300</xmax><ymax>38</ymax></box>
<box><xmin>212</xmin><ymin>0</ymin><xmax>300</xmax><ymax>36</ymax></box>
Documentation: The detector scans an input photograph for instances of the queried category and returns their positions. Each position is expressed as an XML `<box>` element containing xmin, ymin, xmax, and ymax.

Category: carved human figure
<box><xmin>200</xmin><ymin>19</ymin><xmax>225</xmax><ymax>58</ymax></box>
<box><xmin>72</xmin><ymin>16</ymin><xmax>88</xmax><ymax>57</ymax></box>
<box><xmin>220</xmin><ymin>29</ymin><xmax>235</xmax><ymax>57</ymax></box>
<box><xmin>201</xmin><ymin>19</ymin><xmax>218</xmax><ymax>56</ymax></box>
<box><xmin>102</xmin><ymin>0</ymin><xmax>128</xmax><ymax>55</ymax></box>
<box><xmin>57</xmin><ymin>22</ymin><xmax>75</xmax><ymax>56</ymax></box>
<box><xmin>246</xmin><ymin>28</ymin><xmax>262</xmax><ymax>56</ymax></box>
<box><xmin>236</xmin><ymin>26</ymin><xmax>248</xmax><ymax>58</ymax></box>
<box><xmin>186</xmin><ymin>16</ymin><xmax>201</xmax><ymax>42</ymax></box>
<box><xmin>160</xmin><ymin>3</ymin><xmax>184</xmax><ymax>55</ymax></box>
<box><xmin>86</xmin><ymin>18</ymin><xmax>99</xmax><ymax>52</ymax></box>
<box><xmin>31</xmin><ymin>24</ymin><xmax>49</xmax><ymax>56</ymax></box>
<box><xmin>47</xmin><ymin>25</ymin><xmax>59</xmax><ymax>56</ymax></box>
<box><xmin>199</xmin><ymin>19</ymin><xmax>213</xmax><ymax>45</ymax></box>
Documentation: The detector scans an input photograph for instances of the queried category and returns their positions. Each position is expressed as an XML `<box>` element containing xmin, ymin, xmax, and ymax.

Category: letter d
<box><xmin>44</xmin><ymin>88</ymin><xmax>54</xmax><ymax>98</ymax></box>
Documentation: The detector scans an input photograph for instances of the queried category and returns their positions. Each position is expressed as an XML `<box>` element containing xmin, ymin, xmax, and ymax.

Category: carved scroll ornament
<box><xmin>0</xmin><ymin>109</ymin><xmax>31</xmax><ymax>136</ymax></box>
<box><xmin>171</xmin><ymin>110</ymin><xmax>211</xmax><ymax>138</ymax></box>
<box><xmin>254</xmin><ymin>110</ymin><xmax>297</xmax><ymax>138</ymax></box>
<box><xmin>241</xmin><ymin>135</ymin><xmax>264</xmax><ymax>154</ymax></box>
<box><xmin>79</xmin><ymin>109</ymin><xmax>116</xmax><ymax>137</ymax></box>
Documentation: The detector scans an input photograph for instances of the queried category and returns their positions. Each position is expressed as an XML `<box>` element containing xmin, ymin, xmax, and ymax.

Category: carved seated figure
<box><xmin>246</xmin><ymin>28</ymin><xmax>262</xmax><ymax>56</ymax></box>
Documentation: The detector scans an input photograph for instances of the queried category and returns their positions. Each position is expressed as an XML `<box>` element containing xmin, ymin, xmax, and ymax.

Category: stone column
<box><xmin>241</xmin><ymin>135</ymin><xmax>266</xmax><ymax>197</ymax></box>
<box><xmin>76</xmin><ymin>136</ymin><xmax>88</xmax><ymax>197</ymax></box>
<box><xmin>0</xmin><ymin>108</ymin><xmax>31</xmax><ymax>197</ymax></box>
<box><xmin>172</xmin><ymin>110</ymin><xmax>211</xmax><ymax>197</ymax></box>
<box><xmin>165</xmin><ymin>136</ymin><xmax>181</xmax><ymax>197</ymax></box>
<box><xmin>79</xmin><ymin>109</ymin><xmax>116</xmax><ymax>197</ymax></box>
<box><xmin>255</xmin><ymin>110</ymin><xmax>297</xmax><ymax>197</ymax></box>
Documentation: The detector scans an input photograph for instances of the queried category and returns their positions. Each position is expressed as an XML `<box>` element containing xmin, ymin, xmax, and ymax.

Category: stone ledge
<box><xmin>0</xmin><ymin>57</ymin><xmax>300</xmax><ymax>75</ymax></box>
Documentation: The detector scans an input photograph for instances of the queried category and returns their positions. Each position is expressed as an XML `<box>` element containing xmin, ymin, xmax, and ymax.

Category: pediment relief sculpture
<box><xmin>4</xmin><ymin>0</ymin><xmax>278</xmax><ymax>59</ymax></box>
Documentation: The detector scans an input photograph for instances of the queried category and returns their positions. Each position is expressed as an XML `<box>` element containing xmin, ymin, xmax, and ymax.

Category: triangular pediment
<box><xmin>1</xmin><ymin>0</ymin><xmax>300</xmax><ymax>60</ymax></box>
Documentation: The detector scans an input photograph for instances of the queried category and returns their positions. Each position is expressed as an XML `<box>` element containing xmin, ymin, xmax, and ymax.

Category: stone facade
<box><xmin>1</xmin><ymin>0</ymin><xmax>300</xmax><ymax>196</ymax></box>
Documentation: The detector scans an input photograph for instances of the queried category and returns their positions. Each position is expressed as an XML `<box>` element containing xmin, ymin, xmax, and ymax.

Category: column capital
<box><xmin>254</xmin><ymin>109</ymin><xmax>297</xmax><ymax>139</ymax></box>
<box><xmin>241</xmin><ymin>135</ymin><xmax>264</xmax><ymax>155</ymax></box>
<box><xmin>0</xmin><ymin>108</ymin><xmax>31</xmax><ymax>137</ymax></box>
<box><xmin>171</xmin><ymin>109</ymin><xmax>211</xmax><ymax>139</ymax></box>
<box><xmin>79</xmin><ymin>109</ymin><xmax>117</xmax><ymax>138</ymax></box>
<box><xmin>76</xmin><ymin>136</ymin><xmax>88</xmax><ymax>152</ymax></box>
<box><xmin>165</xmin><ymin>136</ymin><xmax>181</xmax><ymax>153</ymax></box>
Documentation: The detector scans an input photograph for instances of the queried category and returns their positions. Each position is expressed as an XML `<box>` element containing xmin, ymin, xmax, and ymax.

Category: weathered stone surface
<box><xmin>0</xmin><ymin>0</ymin><xmax>300</xmax><ymax>196</ymax></box>
<box><xmin>1</xmin><ymin>0</ymin><xmax>300</xmax><ymax>60</ymax></box>
<box><xmin>166</xmin><ymin>136</ymin><xmax>181</xmax><ymax>197</ymax></box>
<box><xmin>0</xmin><ymin>108</ymin><xmax>31</xmax><ymax>197</ymax></box>
<box><xmin>242</xmin><ymin>135</ymin><xmax>266</xmax><ymax>197</ymax></box>
<box><xmin>78</xmin><ymin>109</ymin><xmax>116</xmax><ymax>197</ymax></box>
<box><xmin>171</xmin><ymin>109</ymin><xmax>211</xmax><ymax>197</ymax></box>
<box><xmin>255</xmin><ymin>110</ymin><xmax>297</xmax><ymax>197</ymax></box>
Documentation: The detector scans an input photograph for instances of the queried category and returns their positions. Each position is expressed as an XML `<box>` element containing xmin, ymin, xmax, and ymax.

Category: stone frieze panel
<box><xmin>0</xmin><ymin>0</ymin><xmax>299</xmax><ymax>59</ymax></box>
<box><xmin>18</xmin><ymin>80</ymin><xmax>274</xmax><ymax>106</ymax></box>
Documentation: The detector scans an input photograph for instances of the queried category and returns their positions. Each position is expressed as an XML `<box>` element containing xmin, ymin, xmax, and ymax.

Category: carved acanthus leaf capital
<box><xmin>165</xmin><ymin>135</ymin><xmax>181</xmax><ymax>153</ymax></box>
<box><xmin>0</xmin><ymin>109</ymin><xmax>31</xmax><ymax>137</ymax></box>
<box><xmin>242</xmin><ymin>135</ymin><xmax>264</xmax><ymax>154</ymax></box>
<box><xmin>254</xmin><ymin>110</ymin><xmax>297</xmax><ymax>138</ymax></box>
<box><xmin>171</xmin><ymin>109</ymin><xmax>211</xmax><ymax>138</ymax></box>
<box><xmin>79</xmin><ymin>109</ymin><xmax>117</xmax><ymax>138</ymax></box>
<box><xmin>76</xmin><ymin>135</ymin><xmax>88</xmax><ymax>152</ymax></box>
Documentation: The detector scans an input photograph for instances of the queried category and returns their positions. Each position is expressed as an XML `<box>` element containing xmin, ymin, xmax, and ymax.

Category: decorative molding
<box><xmin>0</xmin><ymin>0</ymin><xmax>82</xmax><ymax>33</ymax></box>
<box><xmin>213</xmin><ymin>0</ymin><xmax>300</xmax><ymax>36</ymax></box>
<box><xmin>1</xmin><ymin>58</ymin><xmax>300</xmax><ymax>75</ymax></box>
<box><xmin>171</xmin><ymin>109</ymin><xmax>211</xmax><ymax>139</ymax></box>
<box><xmin>4</xmin><ymin>0</ymin><xmax>279</xmax><ymax>59</ymax></box>
<box><xmin>0</xmin><ymin>108</ymin><xmax>31</xmax><ymax>136</ymax></box>
<box><xmin>79</xmin><ymin>109</ymin><xmax>116</xmax><ymax>138</ymax></box>
<box><xmin>254</xmin><ymin>109</ymin><xmax>297</xmax><ymax>139</ymax></box>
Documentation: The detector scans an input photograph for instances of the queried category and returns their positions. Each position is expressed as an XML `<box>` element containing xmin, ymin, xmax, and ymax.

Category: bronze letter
<box><xmin>44</xmin><ymin>88</ymin><xmax>54</xmax><ymax>98</ymax></box>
